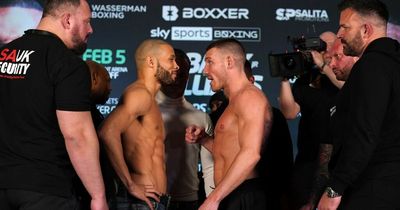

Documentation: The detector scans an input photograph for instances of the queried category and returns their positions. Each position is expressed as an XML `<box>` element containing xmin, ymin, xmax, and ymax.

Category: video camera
<box><xmin>268</xmin><ymin>36</ymin><xmax>327</xmax><ymax>78</ymax></box>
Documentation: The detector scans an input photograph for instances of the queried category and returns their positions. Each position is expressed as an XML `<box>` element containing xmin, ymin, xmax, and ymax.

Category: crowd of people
<box><xmin>1</xmin><ymin>0</ymin><xmax>400</xmax><ymax>210</ymax></box>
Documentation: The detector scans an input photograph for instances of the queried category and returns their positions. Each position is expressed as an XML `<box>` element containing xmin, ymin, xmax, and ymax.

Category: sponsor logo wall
<box><xmin>88</xmin><ymin>1</ymin><xmax>278</xmax><ymax>114</ymax></box>
<box><xmin>5</xmin><ymin>0</ymin><xmax>400</xmax><ymax>150</ymax></box>
<box><xmin>86</xmin><ymin>0</ymin><xmax>400</xmax><ymax>146</ymax></box>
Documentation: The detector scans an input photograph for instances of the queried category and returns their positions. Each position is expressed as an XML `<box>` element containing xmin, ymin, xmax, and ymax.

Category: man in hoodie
<box><xmin>300</xmin><ymin>38</ymin><xmax>358</xmax><ymax>210</ymax></box>
<box><xmin>318</xmin><ymin>0</ymin><xmax>400</xmax><ymax>209</ymax></box>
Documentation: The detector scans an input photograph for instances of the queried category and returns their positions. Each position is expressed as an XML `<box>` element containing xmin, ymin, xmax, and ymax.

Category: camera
<box><xmin>268</xmin><ymin>36</ymin><xmax>327</xmax><ymax>78</ymax></box>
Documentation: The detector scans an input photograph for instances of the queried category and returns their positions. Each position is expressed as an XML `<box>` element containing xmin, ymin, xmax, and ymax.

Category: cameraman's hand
<box><xmin>281</xmin><ymin>77</ymin><xmax>289</xmax><ymax>82</ymax></box>
<box><xmin>311</xmin><ymin>51</ymin><xmax>325</xmax><ymax>72</ymax></box>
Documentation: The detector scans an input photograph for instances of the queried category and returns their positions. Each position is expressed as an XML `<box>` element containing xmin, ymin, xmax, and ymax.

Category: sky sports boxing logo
<box><xmin>150</xmin><ymin>26</ymin><xmax>261</xmax><ymax>42</ymax></box>
<box><xmin>162</xmin><ymin>5</ymin><xmax>249</xmax><ymax>21</ymax></box>
<box><xmin>275</xmin><ymin>8</ymin><xmax>329</xmax><ymax>22</ymax></box>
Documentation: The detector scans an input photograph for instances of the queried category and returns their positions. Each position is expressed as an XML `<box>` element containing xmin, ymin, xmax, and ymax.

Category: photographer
<box><xmin>310</xmin><ymin>50</ymin><xmax>345</xmax><ymax>90</ymax></box>
<box><xmin>278</xmin><ymin>31</ymin><xmax>340</xmax><ymax>210</ymax></box>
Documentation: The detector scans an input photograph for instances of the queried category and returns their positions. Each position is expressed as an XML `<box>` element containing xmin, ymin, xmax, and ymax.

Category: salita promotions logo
<box><xmin>0</xmin><ymin>48</ymin><xmax>34</xmax><ymax>79</ymax></box>
<box><xmin>275</xmin><ymin>8</ymin><xmax>329</xmax><ymax>22</ymax></box>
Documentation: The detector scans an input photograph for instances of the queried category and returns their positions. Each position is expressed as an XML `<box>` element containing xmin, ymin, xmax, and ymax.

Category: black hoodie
<box><xmin>328</xmin><ymin>37</ymin><xmax>400</xmax><ymax>195</ymax></box>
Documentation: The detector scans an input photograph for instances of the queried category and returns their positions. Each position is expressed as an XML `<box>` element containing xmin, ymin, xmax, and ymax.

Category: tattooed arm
<box><xmin>300</xmin><ymin>143</ymin><xmax>333</xmax><ymax>210</ymax></box>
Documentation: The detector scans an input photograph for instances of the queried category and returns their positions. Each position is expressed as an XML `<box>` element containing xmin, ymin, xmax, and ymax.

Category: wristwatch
<box><xmin>325</xmin><ymin>187</ymin><xmax>341</xmax><ymax>198</ymax></box>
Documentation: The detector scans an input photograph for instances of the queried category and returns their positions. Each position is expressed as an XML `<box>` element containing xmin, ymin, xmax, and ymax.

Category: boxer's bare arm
<box><xmin>206</xmin><ymin>88</ymin><xmax>271</xmax><ymax>204</ymax></box>
<box><xmin>99</xmin><ymin>85</ymin><xmax>160</xmax><ymax>205</ymax></box>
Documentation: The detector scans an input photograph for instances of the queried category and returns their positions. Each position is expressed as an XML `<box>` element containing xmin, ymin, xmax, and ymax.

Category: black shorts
<box><xmin>219</xmin><ymin>178</ymin><xmax>266</xmax><ymax>210</ymax></box>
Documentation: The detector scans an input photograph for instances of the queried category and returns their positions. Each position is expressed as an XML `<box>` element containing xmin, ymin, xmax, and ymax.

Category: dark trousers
<box><xmin>289</xmin><ymin>161</ymin><xmax>315</xmax><ymax>209</ymax></box>
<box><xmin>168</xmin><ymin>200</ymin><xmax>198</xmax><ymax>210</ymax></box>
<box><xmin>0</xmin><ymin>189</ymin><xmax>80</xmax><ymax>210</ymax></box>
<box><xmin>219</xmin><ymin>178</ymin><xmax>267</xmax><ymax>210</ymax></box>
<box><xmin>339</xmin><ymin>177</ymin><xmax>400</xmax><ymax>210</ymax></box>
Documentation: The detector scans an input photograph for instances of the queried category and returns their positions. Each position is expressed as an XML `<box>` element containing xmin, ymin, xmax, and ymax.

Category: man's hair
<box><xmin>174</xmin><ymin>48</ymin><xmax>190</xmax><ymax>72</ymax></box>
<box><xmin>42</xmin><ymin>0</ymin><xmax>81</xmax><ymax>17</ymax></box>
<box><xmin>338</xmin><ymin>0</ymin><xmax>389</xmax><ymax>23</ymax></box>
<box><xmin>206</xmin><ymin>38</ymin><xmax>246</xmax><ymax>65</ymax></box>
<box><xmin>0</xmin><ymin>0</ymin><xmax>42</xmax><ymax>10</ymax></box>
<box><xmin>135</xmin><ymin>39</ymin><xmax>169</xmax><ymax>62</ymax></box>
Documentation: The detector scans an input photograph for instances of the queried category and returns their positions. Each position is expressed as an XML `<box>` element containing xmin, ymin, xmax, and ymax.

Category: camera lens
<box><xmin>284</xmin><ymin>56</ymin><xmax>296</xmax><ymax>69</ymax></box>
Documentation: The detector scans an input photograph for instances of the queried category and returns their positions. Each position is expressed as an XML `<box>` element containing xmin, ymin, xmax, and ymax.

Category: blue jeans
<box><xmin>112</xmin><ymin>191</ymin><xmax>170</xmax><ymax>210</ymax></box>
<box><xmin>130</xmin><ymin>200</ymin><xmax>166</xmax><ymax>210</ymax></box>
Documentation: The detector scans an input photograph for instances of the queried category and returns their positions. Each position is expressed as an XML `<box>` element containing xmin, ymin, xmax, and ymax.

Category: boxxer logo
<box><xmin>162</xmin><ymin>5</ymin><xmax>178</xmax><ymax>21</ymax></box>
<box><xmin>162</xmin><ymin>5</ymin><xmax>249</xmax><ymax>21</ymax></box>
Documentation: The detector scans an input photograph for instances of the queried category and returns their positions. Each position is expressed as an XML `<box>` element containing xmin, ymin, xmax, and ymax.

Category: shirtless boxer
<box><xmin>99</xmin><ymin>39</ymin><xmax>179</xmax><ymax>210</ymax></box>
<box><xmin>186</xmin><ymin>38</ymin><xmax>272</xmax><ymax>210</ymax></box>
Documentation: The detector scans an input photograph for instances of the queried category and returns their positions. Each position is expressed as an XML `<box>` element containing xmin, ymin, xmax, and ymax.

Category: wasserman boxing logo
<box><xmin>276</xmin><ymin>8</ymin><xmax>329</xmax><ymax>22</ymax></box>
<box><xmin>91</xmin><ymin>4</ymin><xmax>147</xmax><ymax>19</ymax></box>
<box><xmin>0</xmin><ymin>48</ymin><xmax>34</xmax><ymax>79</ymax></box>
<box><xmin>162</xmin><ymin>5</ymin><xmax>249</xmax><ymax>21</ymax></box>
